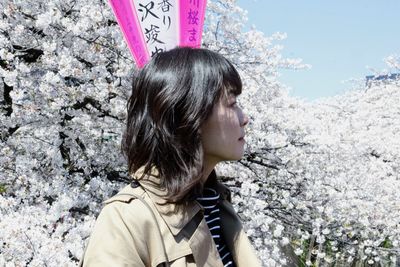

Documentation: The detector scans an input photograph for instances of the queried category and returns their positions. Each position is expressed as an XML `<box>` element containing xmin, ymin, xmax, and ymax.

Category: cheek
<box><xmin>223</xmin><ymin>112</ymin><xmax>240</xmax><ymax>132</ymax></box>
<box><xmin>201</xmin><ymin>122</ymin><xmax>225</xmax><ymax>152</ymax></box>
<box><xmin>201</xmin><ymin>125</ymin><xmax>222</xmax><ymax>148</ymax></box>
<box><xmin>200</xmin><ymin>107</ymin><xmax>240</xmax><ymax>148</ymax></box>
<box><xmin>205</xmin><ymin>120</ymin><xmax>236</xmax><ymax>147</ymax></box>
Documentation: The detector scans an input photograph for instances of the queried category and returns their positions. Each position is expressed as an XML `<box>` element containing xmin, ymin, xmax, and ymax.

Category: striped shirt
<box><xmin>197</xmin><ymin>187</ymin><xmax>236</xmax><ymax>267</ymax></box>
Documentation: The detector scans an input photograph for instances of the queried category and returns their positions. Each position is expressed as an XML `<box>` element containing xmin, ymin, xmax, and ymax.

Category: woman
<box><xmin>80</xmin><ymin>47</ymin><xmax>261</xmax><ymax>266</ymax></box>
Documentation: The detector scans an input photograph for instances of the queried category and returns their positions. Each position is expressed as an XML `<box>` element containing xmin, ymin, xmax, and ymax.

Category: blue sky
<box><xmin>236</xmin><ymin>0</ymin><xmax>400</xmax><ymax>101</ymax></box>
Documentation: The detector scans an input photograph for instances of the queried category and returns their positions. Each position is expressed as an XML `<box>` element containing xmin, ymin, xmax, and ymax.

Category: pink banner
<box><xmin>131</xmin><ymin>0</ymin><xmax>179</xmax><ymax>58</ymax></box>
<box><xmin>108</xmin><ymin>0</ymin><xmax>150</xmax><ymax>68</ymax></box>
<box><xmin>179</xmin><ymin>0</ymin><xmax>207</xmax><ymax>47</ymax></box>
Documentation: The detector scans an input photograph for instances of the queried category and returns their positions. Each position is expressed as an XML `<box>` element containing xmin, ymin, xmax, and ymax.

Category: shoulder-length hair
<box><xmin>121</xmin><ymin>47</ymin><xmax>242</xmax><ymax>204</ymax></box>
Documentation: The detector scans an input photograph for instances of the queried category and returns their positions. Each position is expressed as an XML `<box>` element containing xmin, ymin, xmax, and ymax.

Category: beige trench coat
<box><xmin>80</xmin><ymin>169</ymin><xmax>298</xmax><ymax>266</ymax></box>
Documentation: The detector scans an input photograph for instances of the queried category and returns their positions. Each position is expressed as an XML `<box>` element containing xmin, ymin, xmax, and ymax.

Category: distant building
<box><xmin>365</xmin><ymin>73</ymin><xmax>400</xmax><ymax>87</ymax></box>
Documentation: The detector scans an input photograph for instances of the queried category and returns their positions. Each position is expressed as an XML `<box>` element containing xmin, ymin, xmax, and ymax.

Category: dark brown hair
<box><xmin>121</xmin><ymin>47</ymin><xmax>242</xmax><ymax>204</ymax></box>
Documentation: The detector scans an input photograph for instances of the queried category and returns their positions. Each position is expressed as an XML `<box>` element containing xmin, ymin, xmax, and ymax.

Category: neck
<box><xmin>202</xmin><ymin>156</ymin><xmax>219</xmax><ymax>182</ymax></box>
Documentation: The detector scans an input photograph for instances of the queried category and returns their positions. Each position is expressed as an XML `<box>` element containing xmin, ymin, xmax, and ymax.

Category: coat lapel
<box><xmin>219</xmin><ymin>199</ymin><xmax>262</xmax><ymax>267</ymax></box>
<box><xmin>135</xmin><ymin>169</ymin><xmax>202</xmax><ymax>237</ymax></box>
<box><xmin>183</xmin><ymin>213</ymin><xmax>224</xmax><ymax>267</ymax></box>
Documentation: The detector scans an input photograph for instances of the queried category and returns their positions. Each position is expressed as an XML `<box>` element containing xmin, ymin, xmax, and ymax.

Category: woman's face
<box><xmin>200</xmin><ymin>93</ymin><xmax>249</xmax><ymax>166</ymax></box>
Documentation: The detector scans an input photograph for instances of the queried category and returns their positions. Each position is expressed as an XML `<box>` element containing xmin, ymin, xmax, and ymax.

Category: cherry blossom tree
<box><xmin>1</xmin><ymin>0</ymin><xmax>399</xmax><ymax>266</ymax></box>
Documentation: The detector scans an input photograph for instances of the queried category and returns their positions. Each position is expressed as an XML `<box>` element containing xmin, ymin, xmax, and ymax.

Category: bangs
<box><xmin>220</xmin><ymin>61</ymin><xmax>242</xmax><ymax>99</ymax></box>
<box><xmin>224</xmin><ymin>78</ymin><xmax>242</xmax><ymax>96</ymax></box>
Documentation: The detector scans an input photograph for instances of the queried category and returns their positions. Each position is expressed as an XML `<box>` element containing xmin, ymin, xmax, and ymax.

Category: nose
<box><xmin>241</xmin><ymin>110</ymin><xmax>249</xmax><ymax>127</ymax></box>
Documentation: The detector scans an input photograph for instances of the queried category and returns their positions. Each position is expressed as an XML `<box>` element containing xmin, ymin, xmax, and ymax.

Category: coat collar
<box><xmin>131</xmin><ymin>166</ymin><xmax>231</xmax><ymax>237</ymax></box>
<box><xmin>129</xmin><ymin>166</ymin><xmax>261</xmax><ymax>267</ymax></box>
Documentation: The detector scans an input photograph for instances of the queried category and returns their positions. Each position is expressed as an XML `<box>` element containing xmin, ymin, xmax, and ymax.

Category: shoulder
<box><xmin>103</xmin><ymin>183</ymin><xmax>146</xmax><ymax>205</ymax></box>
<box><xmin>82</xmin><ymin>185</ymin><xmax>156</xmax><ymax>266</ymax></box>
<box><xmin>99</xmin><ymin>184</ymin><xmax>156</xmax><ymax>227</ymax></box>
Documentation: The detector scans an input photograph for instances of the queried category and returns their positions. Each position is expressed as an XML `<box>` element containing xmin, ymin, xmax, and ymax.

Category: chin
<box><xmin>230</xmin><ymin>153</ymin><xmax>244</xmax><ymax>161</ymax></box>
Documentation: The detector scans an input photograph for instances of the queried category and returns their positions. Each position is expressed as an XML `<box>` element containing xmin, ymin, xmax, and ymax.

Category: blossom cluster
<box><xmin>1</xmin><ymin>0</ymin><xmax>399</xmax><ymax>266</ymax></box>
